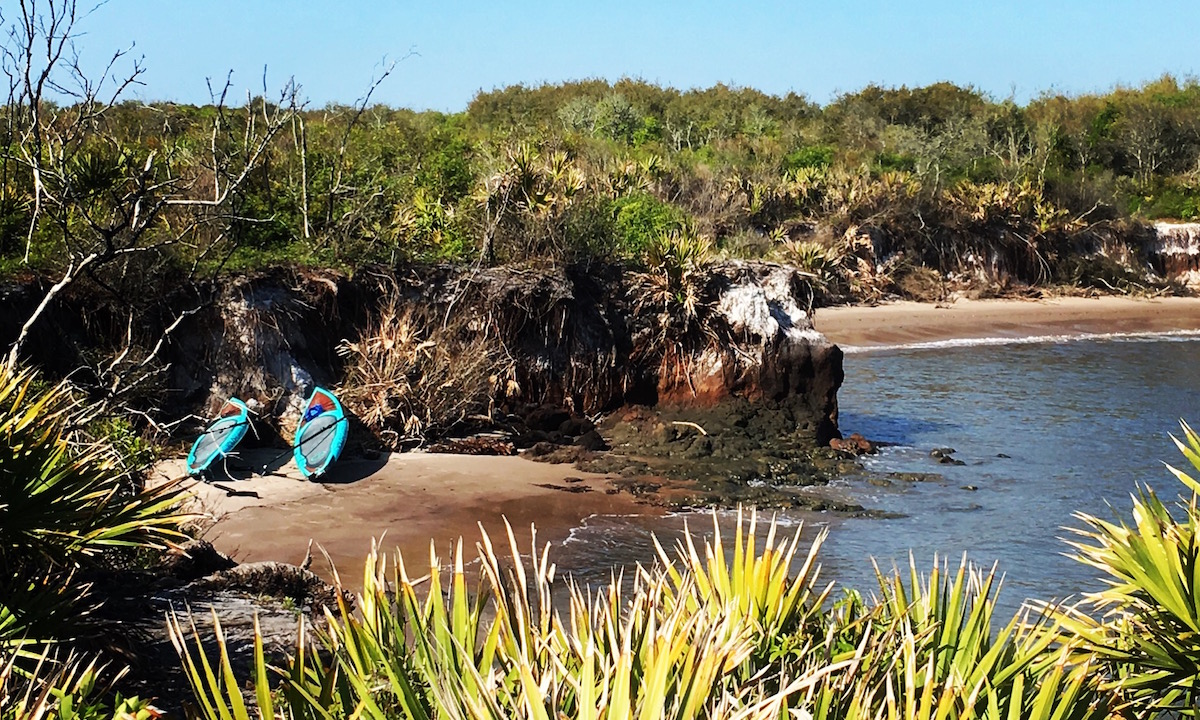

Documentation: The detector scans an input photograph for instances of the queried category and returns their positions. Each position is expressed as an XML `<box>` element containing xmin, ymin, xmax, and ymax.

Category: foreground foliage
<box><xmin>164</xmin><ymin>422</ymin><xmax>1200</xmax><ymax>720</ymax></box>
<box><xmin>0</xmin><ymin>359</ymin><xmax>190</xmax><ymax>717</ymax></box>
<box><xmin>1052</xmin><ymin>420</ymin><xmax>1200</xmax><ymax>715</ymax></box>
<box><xmin>168</xmin><ymin>513</ymin><xmax>1106</xmax><ymax>720</ymax></box>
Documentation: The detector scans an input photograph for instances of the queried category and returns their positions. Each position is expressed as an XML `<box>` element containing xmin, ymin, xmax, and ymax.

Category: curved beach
<box><xmin>180</xmin><ymin>295</ymin><xmax>1200</xmax><ymax>575</ymax></box>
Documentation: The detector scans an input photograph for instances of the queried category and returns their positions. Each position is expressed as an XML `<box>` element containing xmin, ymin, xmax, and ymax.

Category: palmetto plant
<box><xmin>0</xmin><ymin>358</ymin><xmax>191</xmax><ymax>674</ymax></box>
<box><xmin>170</xmin><ymin>513</ymin><xmax>828</xmax><ymax>720</ymax></box>
<box><xmin>169</xmin><ymin>510</ymin><xmax>1120</xmax><ymax>720</ymax></box>
<box><xmin>0</xmin><ymin>648</ymin><xmax>160</xmax><ymax>720</ymax></box>
<box><xmin>1051</xmin><ymin>420</ymin><xmax>1200</xmax><ymax>715</ymax></box>
<box><xmin>0</xmin><ymin>359</ymin><xmax>190</xmax><ymax>719</ymax></box>
<box><xmin>792</xmin><ymin>557</ymin><xmax>1108</xmax><ymax>719</ymax></box>
<box><xmin>0</xmin><ymin>361</ymin><xmax>189</xmax><ymax>575</ymax></box>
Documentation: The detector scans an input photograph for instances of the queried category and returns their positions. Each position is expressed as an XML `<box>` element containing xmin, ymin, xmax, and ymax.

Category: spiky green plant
<box><xmin>169</xmin><ymin>515</ymin><xmax>829</xmax><ymax>720</ymax></box>
<box><xmin>1050</xmin><ymin>419</ymin><xmax>1200</xmax><ymax>715</ymax></box>
<box><xmin>0</xmin><ymin>359</ymin><xmax>192</xmax><ymax>704</ymax></box>
<box><xmin>650</xmin><ymin>510</ymin><xmax>832</xmax><ymax>671</ymax></box>
<box><xmin>0</xmin><ymin>360</ymin><xmax>190</xmax><ymax>576</ymax></box>
<box><xmin>0</xmin><ymin>648</ymin><xmax>159</xmax><ymax>720</ymax></box>
<box><xmin>791</xmin><ymin>556</ymin><xmax>1108</xmax><ymax>719</ymax></box>
<box><xmin>644</xmin><ymin>224</ymin><xmax>712</xmax><ymax>290</ymax></box>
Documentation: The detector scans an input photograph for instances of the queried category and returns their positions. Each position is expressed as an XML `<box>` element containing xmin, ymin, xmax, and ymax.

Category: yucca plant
<box><xmin>168</xmin><ymin>510</ymin><xmax>1124</xmax><ymax>720</ymax></box>
<box><xmin>0</xmin><ymin>646</ymin><xmax>160</xmax><ymax>720</ymax></box>
<box><xmin>791</xmin><ymin>556</ymin><xmax>1108</xmax><ymax>719</ymax></box>
<box><xmin>0</xmin><ymin>360</ymin><xmax>190</xmax><ymax>575</ymax></box>
<box><xmin>1051</xmin><ymin>419</ymin><xmax>1200</xmax><ymax>715</ymax></box>
<box><xmin>650</xmin><ymin>509</ymin><xmax>833</xmax><ymax>673</ymax></box>
<box><xmin>169</xmin><ymin>514</ymin><xmax>826</xmax><ymax>720</ymax></box>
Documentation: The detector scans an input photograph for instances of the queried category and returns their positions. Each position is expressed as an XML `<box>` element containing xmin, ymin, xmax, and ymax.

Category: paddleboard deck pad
<box><xmin>293</xmin><ymin>387</ymin><xmax>348</xmax><ymax>479</ymax></box>
<box><xmin>187</xmin><ymin>398</ymin><xmax>251</xmax><ymax>475</ymax></box>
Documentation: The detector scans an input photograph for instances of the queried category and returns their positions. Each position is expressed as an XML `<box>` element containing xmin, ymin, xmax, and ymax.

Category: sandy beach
<box><xmin>175</xmin><ymin>295</ymin><xmax>1200</xmax><ymax>576</ymax></box>
<box><xmin>814</xmin><ymin>296</ymin><xmax>1200</xmax><ymax>348</ymax></box>
<box><xmin>158</xmin><ymin>450</ymin><xmax>651</xmax><ymax>576</ymax></box>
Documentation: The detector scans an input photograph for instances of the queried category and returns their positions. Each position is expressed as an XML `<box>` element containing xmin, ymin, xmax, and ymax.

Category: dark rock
<box><xmin>523</xmin><ymin>441</ymin><xmax>560</xmax><ymax>458</ymax></box>
<box><xmin>651</xmin><ymin>423</ymin><xmax>679</xmax><ymax>444</ymax></box>
<box><xmin>937</xmin><ymin>455</ymin><xmax>967</xmax><ymax>466</ymax></box>
<box><xmin>558</xmin><ymin>417</ymin><xmax>595</xmax><ymax>436</ymax></box>
<box><xmin>186</xmin><ymin>561</ymin><xmax>350</xmax><ymax>615</ymax></box>
<box><xmin>684</xmin><ymin>435</ymin><xmax>714</xmax><ymax>458</ymax></box>
<box><xmin>997</xmin><ymin>453</ymin><xmax>1011</xmax><ymax>459</ymax></box>
<box><xmin>526</xmin><ymin>405</ymin><xmax>572</xmax><ymax>433</ymax></box>
<box><xmin>155</xmin><ymin>540</ymin><xmax>237</xmax><ymax>582</ymax></box>
<box><xmin>534</xmin><ymin>482</ymin><xmax>592</xmax><ymax>493</ymax></box>
<box><xmin>829</xmin><ymin>433</ymin><xmax>877</xmax><ymax>456</ymax></box>
<box><xmin>523</xmin><ymin>444</ymin><xmax>595</xmax><ymax>464</ymax></box>
<box><xmin>428</xmin><ymin>437</ymin><xmax>517</xmax><ymax>455</ymax></box>
<box><xmin>575</xmin><ymin>430</ymin><xmax>609</xmax><ymax>451</ymax></box>
<box><xmin>890</xmin><ymin>472</ymin><xmax>942</xmax><ymax>483</ymax></box>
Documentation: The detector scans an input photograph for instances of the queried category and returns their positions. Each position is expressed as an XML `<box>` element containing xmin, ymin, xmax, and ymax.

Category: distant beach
<box><xmin>814</xmin><ymin>296</ymin><xmax>1200</xmax><ymax>349</ymax></box>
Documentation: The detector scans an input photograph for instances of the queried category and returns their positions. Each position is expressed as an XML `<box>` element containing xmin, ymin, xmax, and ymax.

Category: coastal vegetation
<box><xmin>8</xmin><ymin>72</ymin><xmax>1200</xmax><ymax>294</ymax></box>
<box><xmin>5</xmin><ymin>0</ymin><xmax>1200</xmax><ymax>313</ymax></box>
<box><xmin>10</xmin><ymin>2</ymin><xmax>1200</xmax><ymax>717</ymax></box>
<box><xmin>8</xmin><ymin>354</ymin><xmax>1200</xmax><ymax>718</ymax></box>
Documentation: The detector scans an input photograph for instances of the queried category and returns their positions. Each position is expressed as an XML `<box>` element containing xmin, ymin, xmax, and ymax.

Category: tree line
<box><xmin>5</xmin><ymin>73</ymin><xmax>1200</xmax><ymax>284</ymax></box>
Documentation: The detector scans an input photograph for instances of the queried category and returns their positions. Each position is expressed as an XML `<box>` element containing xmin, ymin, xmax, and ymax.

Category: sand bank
<box><xmin>156</xmin><ymin>450</ymin><xmax>650</xmax><ymax>575</ymax></box>
<box><xmin>814</xmin><ymin>296</ymin><xmax>1200</xmax><ymax>349</ymax></box>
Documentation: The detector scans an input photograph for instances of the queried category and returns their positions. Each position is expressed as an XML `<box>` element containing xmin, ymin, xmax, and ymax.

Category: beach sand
<box><xmin>176</xmin><ymin>295</ymin><xmax>1200</xmax><ymax>575</ymax></box>
<box><xmin>157</xmin><ymin>450</ymin><xmax>652</xmax><ymax>576</ymax></box>
<box><xmin>814</xmin><ymin>295</ymin><xmax>1200</xmax><ymax>348</ymax></box>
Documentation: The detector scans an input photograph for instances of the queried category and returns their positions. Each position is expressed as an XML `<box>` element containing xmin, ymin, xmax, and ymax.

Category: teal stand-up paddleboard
<box><xmin>294</xmin><ymin>387</ymin><xmax>348</xmax><ymax>479</ymax></box>
<box><xmin>187</xmin><ymin>398</ymin><xmax>251</xmax><ymax>475</ymax></box>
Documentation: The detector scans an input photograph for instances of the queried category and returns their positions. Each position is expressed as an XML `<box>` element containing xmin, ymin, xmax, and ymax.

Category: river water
<box><xmin>553</xmin><ymin>331</ymin><xmax>1200</xmax><ymax>616</ymax></box>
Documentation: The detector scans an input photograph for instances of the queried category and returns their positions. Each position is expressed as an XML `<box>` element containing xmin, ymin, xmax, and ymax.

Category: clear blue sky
<box><xmin>69</xmin><ymin>0</ymin><xmax>1199</xmax><ymax>110</ymax></box>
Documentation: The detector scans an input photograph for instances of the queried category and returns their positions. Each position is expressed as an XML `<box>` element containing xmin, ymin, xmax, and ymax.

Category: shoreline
<box><xmin>176</xmin><ymin>295</ymin><xmax>1200</xmax><ymax>576</ymax></box>
<box><xmin>813</xmin><ymin>296</ymin><xmax>1200</xmax><ymax>349</ymax></box>
<box><xmin>157</xmin><ymin>451</ymin><xmax>654</xmax><ymax>576</ymax></box>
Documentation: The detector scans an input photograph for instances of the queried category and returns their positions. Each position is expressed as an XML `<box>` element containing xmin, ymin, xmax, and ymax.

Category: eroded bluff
<box><xmin>2</xmin><ymin>262</ymin><xmax>843</xmax><ymax>450</ymax></box>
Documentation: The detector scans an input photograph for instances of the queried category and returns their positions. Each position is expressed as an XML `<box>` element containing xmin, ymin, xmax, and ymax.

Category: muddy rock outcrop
<box><xmin>1149</xmin><ymin>222</ymin><xmax>1200</xmax><ymax>287</ymax></box>
<box><xmin>656</xmin><ymin>261</ymin><xmax>843</xmax><ymax>442</ymax></box>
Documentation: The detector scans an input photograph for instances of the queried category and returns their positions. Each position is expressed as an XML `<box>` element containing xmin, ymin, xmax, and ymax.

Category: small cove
<box><xmin>553</xmin><ymin>333</ymin><xmax>1200</xmax><ymax>616</ymax></box>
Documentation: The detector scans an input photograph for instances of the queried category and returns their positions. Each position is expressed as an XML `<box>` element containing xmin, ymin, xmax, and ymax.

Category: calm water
<box><xmin>554</xmin><ymin>333</ymin><xmax>1200</xmax><ymax>615</ymax></box>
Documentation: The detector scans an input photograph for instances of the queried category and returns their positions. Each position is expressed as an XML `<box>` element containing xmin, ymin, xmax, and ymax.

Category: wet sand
<box><xmin>814</xmin><ymin>296</ymin><xmax>1200</xmax><ymax>348</ymax></box>
<box><xmin>156</xmin><ymin>450</ymin><xmax>652</xmax><ymax>576</ymax></box>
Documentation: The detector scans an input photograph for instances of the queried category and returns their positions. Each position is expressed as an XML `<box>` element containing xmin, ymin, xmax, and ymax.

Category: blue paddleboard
<box><xmin>293</xmin><ymin>387</ymin><xmax>348</xmax><ymax>479</ymax></box>
<box><xmin>187</xmin><ymin>398</ymin><xmax>251</xmax><ymax>475</ymax></box>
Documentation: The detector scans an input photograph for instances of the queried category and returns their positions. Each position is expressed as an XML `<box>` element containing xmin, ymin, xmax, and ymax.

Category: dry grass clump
<box><xmin>336</xmin><ymin>288</ymin><xmax>515</xmax><ymax>447</ymax></box>
<box><xmin>774</xmin><ymin>228</ymin><xmax>901</xmax><ymax>304</ymax></box>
